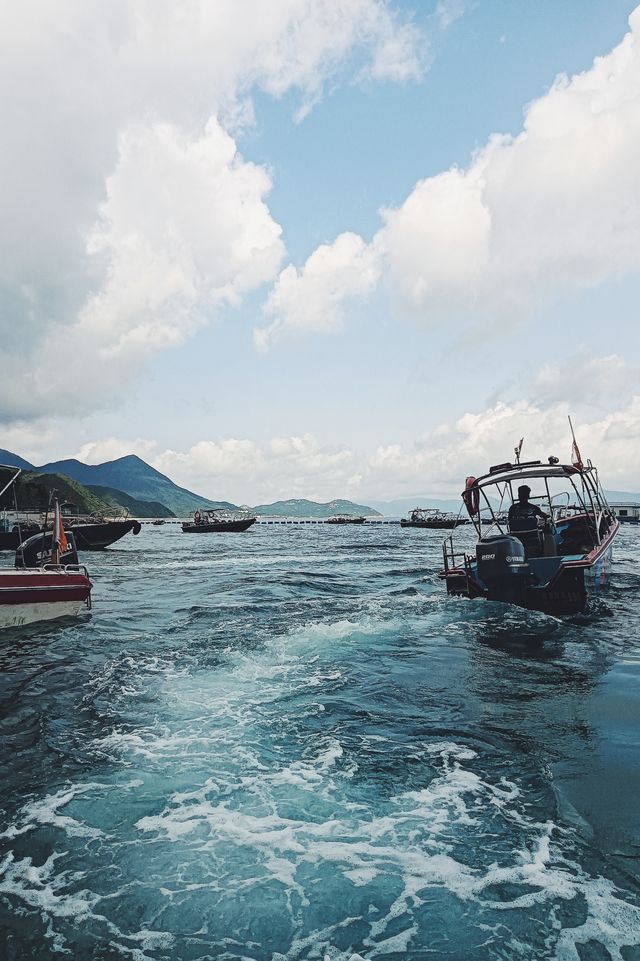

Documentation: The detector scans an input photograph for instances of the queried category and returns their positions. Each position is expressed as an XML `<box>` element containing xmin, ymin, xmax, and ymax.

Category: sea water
<box><xmin>1</xmin><ymin>523</ymin><xmax>639</xmax><ymax>960</ymax></box>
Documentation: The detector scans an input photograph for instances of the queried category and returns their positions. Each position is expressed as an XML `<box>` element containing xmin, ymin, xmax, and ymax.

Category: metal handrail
<box><xmin>42</xmin><ymin>563</ymin><xmax>90</xmax><ymax>577</ymax></box>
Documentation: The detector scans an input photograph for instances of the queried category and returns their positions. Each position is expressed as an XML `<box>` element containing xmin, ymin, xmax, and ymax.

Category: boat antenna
<box><xmin>514</xmin><ymin>437</ymin><xmax>524</xmax><ymax>464</ymax></box>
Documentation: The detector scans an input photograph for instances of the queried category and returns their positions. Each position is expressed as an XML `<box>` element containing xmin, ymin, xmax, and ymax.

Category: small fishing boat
<box><xmin>401</xmin><ymin>508</ymin><xmax>464</xmax><ymax>529</ymax></box>
<box><xmin>325</xmin><ymin>515</ymin><xmax>366</xmax><ymax>525</ymax></box>
<box><xmin>440</xmin><ymin>431</ymin><xmax>619</xmax><ymax>616</ymax></box>
<box><xmin>182</xmin><ymin>509</ymin><xmax>257</xmax><ymax>533</ymax></box>
<box><xmin>60</xmin><ymin>504</ymin><xmax>142</xmax><ymax>549</ymax></box>
<box><xmin>0</xmin><ymin>469</ymin><xmax>92</xmax><ymax>629</ymax></box>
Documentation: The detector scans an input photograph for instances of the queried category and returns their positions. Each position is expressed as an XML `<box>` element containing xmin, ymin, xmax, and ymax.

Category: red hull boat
<box><xmin>0</xmin><ymin>467</ymin><xmax>93</xmax><ymax>629</ymax></box>
<box><xmin>0</xmin><ymin>568</ymin><xmax>92</xmax><ymax>629</ymax></box>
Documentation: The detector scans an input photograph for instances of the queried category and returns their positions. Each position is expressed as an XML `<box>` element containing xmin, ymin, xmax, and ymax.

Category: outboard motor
<box><xmin>476</xmin><ymin>535</ymin><xmax>529</xmax><ymax>606</ymax></box>
<box><xmin>16</xmin><ymin>530</ymin><xmax>80</xmax><ymax>569</ymax></box>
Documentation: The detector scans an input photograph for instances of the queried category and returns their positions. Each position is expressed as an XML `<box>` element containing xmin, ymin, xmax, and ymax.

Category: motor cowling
<box><xmin>16</xmin><ymin>531</ymin><xmax>80</xmax><ymax>569</ymax></box>
<box><xmin>476</xmin><ymin>535</ymin><xmax>529</xmax><ymax>606</ymax></box>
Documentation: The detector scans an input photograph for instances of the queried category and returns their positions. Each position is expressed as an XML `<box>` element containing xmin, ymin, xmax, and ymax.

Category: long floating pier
<box><xmin>141</xmin><ymin>518</ymin><xmax>401</xmax><ymax>525</ymax></box>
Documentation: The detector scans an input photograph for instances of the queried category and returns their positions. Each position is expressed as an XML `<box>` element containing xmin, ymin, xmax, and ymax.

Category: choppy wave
<box><xmin>1</xmin><ymin>524</ymin><xmax>639</xmax><ymax>959</ymax></box>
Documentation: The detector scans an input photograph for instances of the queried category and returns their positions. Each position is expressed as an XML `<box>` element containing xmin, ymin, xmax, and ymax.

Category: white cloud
<box><xmin>254</xmin><ymin>232</ymin><xmax>381</xmax><ymax>349</ymax></box>
<box><xmin>0</xmin><ymin>0</ymin><xmax>427</xmax><ymax>422</ymax></box>
<box><xmin>532</xmin><ymin>353</ymin><xmax>635</xmax><ymax>409</ymax></box>
<box><xmin>82</xmin><ymin>119</ymin><xmax>284</xmax><ymax>357</ymax></box>
<box><xmin>381</xmin><ymin>6</ymin><xmax>640</xmax><ymax>321</ymax></box>
<box><xmin>75</xmin><ymin>437</ymin><xmax>160</xmax><ymax>466</ymax></box>
<box><xmin>58</xmin><ymin>372</ymin><xmax>640</xmax><ymax>504</ymax></box>
<box><xmin>435</xmin><ymin>0</ymin><xmax>465</xmax><ymax>32</ymax></box>
<box><xmin>263</xmin><ymin>7</ymin><xmax>640</xmax><ymax>340</ymax></box>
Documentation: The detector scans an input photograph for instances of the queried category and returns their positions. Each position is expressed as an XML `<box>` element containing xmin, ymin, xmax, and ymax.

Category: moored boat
<box><xmin>401</xmin><ymin>508</ymin><xmax>464</xmax><ymax>529</ymax></box>
<box><xmin>0</xmin><ymin>474</ymin><xmax>92</xmax><ymax>629</ymax></box>
<box><xmin>440</xmin><ymin>435</ymin><xmax>619</xmax><ymax>616</ymax></box>
<box><xmin>60</xmin><ymin>503</ymin><xmax>142</xmax><ymax>549</ymax></box>
<box><xmin>182</xmin><ymin>509</ymin><xmax>256</xmax><ymax>533</ymax></box>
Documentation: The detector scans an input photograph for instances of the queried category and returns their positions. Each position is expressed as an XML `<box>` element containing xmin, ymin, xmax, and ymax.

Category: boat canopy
<box><xmin>470</xmin><ymin>461</ymin><xmax>586</xmax><ymax>490</ymax></box>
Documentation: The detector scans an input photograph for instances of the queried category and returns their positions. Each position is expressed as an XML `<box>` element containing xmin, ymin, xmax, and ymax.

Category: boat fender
<box><xmin>462</xmin><ymin>476</ymin><xmax>480</xmax><ymax>517</ymax></box>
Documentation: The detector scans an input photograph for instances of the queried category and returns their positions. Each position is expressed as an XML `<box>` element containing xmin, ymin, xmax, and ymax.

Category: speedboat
<box><xmin>401</xmin><ymin>508</ymin><xmax>465</xmax><ymax>529</ymax></box>
<box><xmin>440</xmin><ymin>449</ymin><xmax>619</xmax><ymax>616</ymax></box>
<box><xmin>182</xmin><ymin>509</ymin><xmax>256</xmax><ymax>533</ymax></box>
<box><xmin>60</xmin><ymin>503</ymin><xmax>142</xmax><ymax>549</ymax></box>
<box><xmin>0</xmin><ymin>468</ymin><xmax>92</xmax><ymax>629</ymax></box>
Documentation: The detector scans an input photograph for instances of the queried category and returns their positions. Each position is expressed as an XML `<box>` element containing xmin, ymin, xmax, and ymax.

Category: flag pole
<box><xmin>52</xmin><ymin>498</ymin><xmax>60</xmax><ymax>567</ymax></box>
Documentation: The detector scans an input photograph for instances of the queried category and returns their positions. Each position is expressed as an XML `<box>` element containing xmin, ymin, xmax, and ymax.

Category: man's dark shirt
<box><xmin>508</xmin><ymin>500</ymin><xmax>548</xmax><ymax>529</ymax></box>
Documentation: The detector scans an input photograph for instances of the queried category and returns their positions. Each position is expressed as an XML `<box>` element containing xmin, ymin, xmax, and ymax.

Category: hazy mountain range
<box><xmin>251</xmin><ymin>498</ymin><xmax>381</xmax><ymax>518</ymax></box>
<box><xmin>1</xmin><ymin>449</ymin><xmax>636</xmax><ymax>518</ymax></box>
<box><xmin>0</xmin><ymin>450</ymin><xmax>379</xmax><ymax>517</ymax></box>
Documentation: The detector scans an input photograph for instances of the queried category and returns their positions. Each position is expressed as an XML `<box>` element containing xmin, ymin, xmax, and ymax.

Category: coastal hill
<box><xmin>0</xmin><ymin>472</ymin><xmax>106</xmax><ymax>515</ymax></box>
<box><xmin>252</xmin><ymin>498</ymin><xmax>381</xmax><ymax>518</ymax></box>
<box><xmin>0</xmin><ymin>470</ymin><xmax>176</xmax><ymax>518</ymax></box>
<box><xmin>0</xmin><ymin>450</ymin><xmax>380</xmax><ymax>518</ymax></box>
<box><xmin>86</xmin><ymin>485</ymin><xmax>175</xmax><ymax>518</ymax></box>
<box><xmin>0</xmin><ymin>450</ymin><xmax>232</xmax><ymax>516</ymax></box>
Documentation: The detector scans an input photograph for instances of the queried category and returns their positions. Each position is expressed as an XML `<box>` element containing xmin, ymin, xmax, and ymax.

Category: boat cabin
<box><xmin>609</xmin><ymin>502</ymin><xmax>640</xmax><ymax>524</ymax></box>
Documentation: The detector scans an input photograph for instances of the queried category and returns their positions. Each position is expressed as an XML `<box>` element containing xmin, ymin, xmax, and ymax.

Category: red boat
<box><xmin>0</xmin><ymin>467</ymin><xmax>92</xmax><ymax>629</ymax></box>
<box><xmin>0</xmin><ymin>567</ymin><xmax>92</xmax><ymax>629</ymax></box>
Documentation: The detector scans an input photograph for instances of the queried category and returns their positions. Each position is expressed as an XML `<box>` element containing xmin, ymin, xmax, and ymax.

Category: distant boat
<box><xmin>152</xmin><ymin>519</ymin><xmax>165</xmax><ymax>526</ymax></box>
<box><xmin>0</xmin><ymin>468</ymin><xmax>92</xmax><ymax>629</ymax></box>
<box><xmin>325</xmin><ymin>515</ymin><xmax>366</xmax><ymax>525</ymax></box>
<box><xmin>401</xmin><ymin>508</ymin><xmax>463</xmax><ymax>529</ymax></box>
<box><xmin>182</xmin><ymin>509</ymin><xmax>257</xmax><ymax>533</ymax></box>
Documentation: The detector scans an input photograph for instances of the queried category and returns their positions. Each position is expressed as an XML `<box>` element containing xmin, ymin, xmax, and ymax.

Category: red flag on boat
<box><xmin>571</xmin><ymin>438</ymin><xmax>584</xmax><ymax>470</ymax></box>
<box><xmin>53</xmin><ymin>501</ymin><xmax>69</xmax><ymax>555</ymax></box>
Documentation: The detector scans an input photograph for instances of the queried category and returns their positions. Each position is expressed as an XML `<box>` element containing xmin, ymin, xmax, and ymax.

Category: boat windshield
<box><xmin>463</xmin><ymin>458</ymin><xmax>613</xmax><ymax>543</ymax></box>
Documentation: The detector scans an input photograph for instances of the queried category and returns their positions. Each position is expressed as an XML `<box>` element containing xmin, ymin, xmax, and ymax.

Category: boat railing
<box><xmin>442</xmin><ymin>535</ymin><xmax>471</xmax><ymax>575</ymax></box>
<box><xmin>42</xmin><ymin>563</ymin><xmax>90</xmax><ymax>578</ymax></box>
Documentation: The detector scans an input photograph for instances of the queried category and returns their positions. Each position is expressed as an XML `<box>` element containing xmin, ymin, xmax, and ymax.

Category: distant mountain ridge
<box><xmin>86</xmin><ymin>485</ymin><xmax>176</xmax><ymax>518</ymax></box>
<box><xmin>252</xmin><ymin>498</ymin><xmax>381</xmax><ymax>518</ymax></box>
<box><xmin>0</xmin><ymin>450</ymin><xmax>233</xmax><ymax>515</ymax></box>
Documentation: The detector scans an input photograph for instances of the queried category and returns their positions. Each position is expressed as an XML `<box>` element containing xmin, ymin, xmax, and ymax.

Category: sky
<box><xmin>1</xmin><ymin>0</ymin><xmax>640</xmax><ymax>504</ymax></box>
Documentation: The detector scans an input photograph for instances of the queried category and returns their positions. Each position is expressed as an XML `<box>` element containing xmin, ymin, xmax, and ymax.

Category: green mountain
<box><xmin>86</xmin><ymin>485</ymin><xmax>175</xmax><ymax>518</ymax></box>
<box><xmin>252</xmin><ymin>498</ymin><xmax>381</xmax><ymax>518</ymax></box>
<box><xmin>0</xmin><ymin>472</ymin><xmax>108</xmax><ymax>515</ymax></box>
<box><xmin>0</xmin><ymin>452</ymin><xmax>234</xmax><ymax>516</ymax></box>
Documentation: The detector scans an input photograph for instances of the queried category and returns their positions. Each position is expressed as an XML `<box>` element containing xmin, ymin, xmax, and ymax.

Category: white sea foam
<box><xmin>1</xmin><ymin>783</ymin><xmax>106</xmax><ymax>840</ymax></box>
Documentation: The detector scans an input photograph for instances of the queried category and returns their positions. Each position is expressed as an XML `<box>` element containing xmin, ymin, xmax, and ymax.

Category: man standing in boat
<box><xmin>508</xmin><ymin>485</ymin><xmax>549</xmax><ymax>526</ymax></box>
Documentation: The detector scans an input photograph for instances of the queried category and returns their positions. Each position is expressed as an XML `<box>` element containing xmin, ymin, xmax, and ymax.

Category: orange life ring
<box><xmin>462</xmin><ymin>476</ymin><xmax>480</xmax><ymax>517</ymax></box>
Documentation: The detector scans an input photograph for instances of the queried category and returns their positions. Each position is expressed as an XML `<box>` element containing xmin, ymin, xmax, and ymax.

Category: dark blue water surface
<box><xmin>1</xmin><ymin>523</ymin><xmax>639</xmax><ymax>960</ymax></box>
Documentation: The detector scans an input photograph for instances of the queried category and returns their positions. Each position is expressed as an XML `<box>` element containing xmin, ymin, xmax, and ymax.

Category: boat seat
<box><xmin>508</xmin><ymin>515</ymin><xmax>544</xmax><ymax>558</ymax></box>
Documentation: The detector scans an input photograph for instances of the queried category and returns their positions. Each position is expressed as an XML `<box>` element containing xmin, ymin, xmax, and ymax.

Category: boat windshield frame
<box><xmin>463</xmin><ymin>459</ymin><xmax>614</xmax><ymax>544</ymax></box>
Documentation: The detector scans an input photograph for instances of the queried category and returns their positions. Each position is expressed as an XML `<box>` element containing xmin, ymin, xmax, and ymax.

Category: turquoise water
<box><xmin>1</xmin><ymin>524</ymin><xmax>639</xmax><ymax>960</ymax></box>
